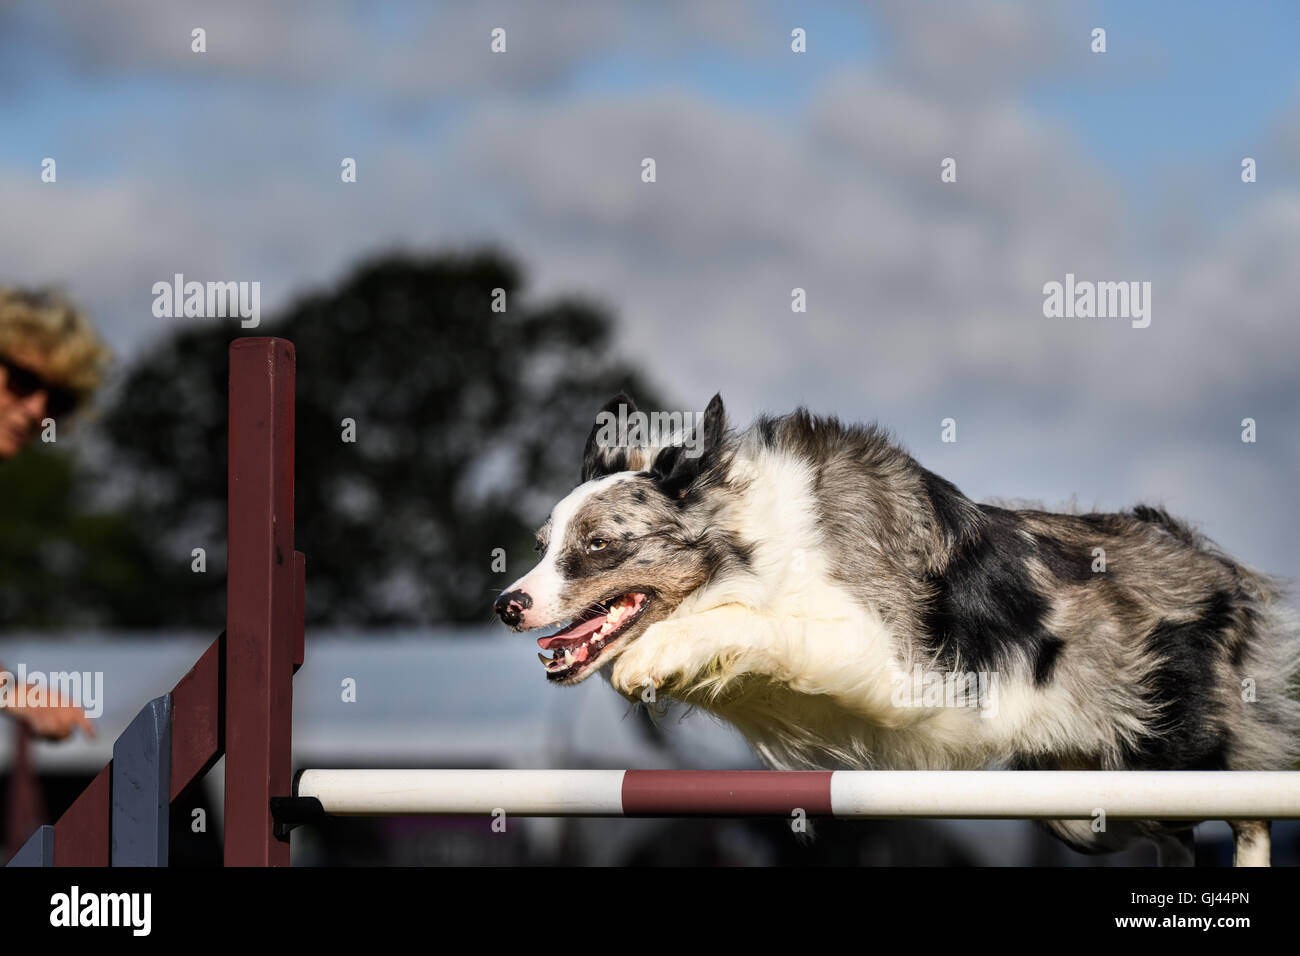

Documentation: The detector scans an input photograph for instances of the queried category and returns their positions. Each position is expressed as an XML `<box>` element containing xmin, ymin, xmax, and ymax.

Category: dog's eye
<box><xmin>587</xmin><ymin>537</ymin><xmax>609</xmax><ymax>552</ymax></box>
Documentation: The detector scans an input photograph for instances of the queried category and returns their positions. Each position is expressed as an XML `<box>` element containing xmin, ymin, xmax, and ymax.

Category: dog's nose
<box><xmin>494</xmin><ymin>589</ymin><xmax>532</xmax><ymax>627</ymax></box>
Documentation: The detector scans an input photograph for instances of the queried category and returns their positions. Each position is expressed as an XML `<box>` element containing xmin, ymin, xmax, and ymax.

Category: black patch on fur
<box><xmin>1033</xmin><ymin>635</ymin><xmax>1065</xmax><ymax>686</ymax></box>
<box><xmin>612</xmin><ymin>514</ymin><xmax>625</xmax><ymax>525</ymax></box>
<box><xmin>707</xmin><ymin>532</ymin><xmax>753</xmax><ymax>576</ymax></box>
<box><xmin>753</xmin><ymin>407</ymin><xmax>865</xmax><ymax>462</ymax></box>
<box><xmin>918</xmin><ymin>467</ymin><xmax>982</xmax><ymax>552</ymax></box>
<box><xmin>1228</xmin><ymin>601</ymin><xmax>1257</xmax><ymax>669</ymax></box>
<box><xmin>648</xmin><ymin>393</ymin><xmax>725</xmax><ymax>500</ymax></box>
<box><xmin>1199</xmin><ymin>589</ymin><xmax>1236</xmax><ymax>635</ymax></box>
<box><xmin>557</xmin><ymin>542</ymin><xmax>629</xmax><ymax>579</ymax></box>
<box><xmin>1076</xmin><ymin>512</ymin><xmax>1122</xmax><ymax>532</ymax></box>
<box><xmin>1034</xmin><ymin>533</ymin><xmax>1092</xmax><ymax>584</ymax></box>
<box><xmin>1186</xmin><ymin>740</ymin><xmax>1230</xmax><ymax>771</ymax></box>
<box><xmin>1081</xmin><ymin>504</ymin><xmax>1202</xmax><ymax>549</ymax></box>
<box><xmin>581</xmin><ymin>392</ymin><xmax>637</xmax><ymax>483</ymax></box>
<box><xmin>920</xmin><ymin>506</ymin><xmax>1067</xmax><ymax>684</ymax></box>
<box><xmin>646</xmin><ymin>445</ymin><xmax>692</xmax><ymax>498</ymax></box>
<box><xmin>1129</xmin><ymin>504</ymin><xmax>1199</xmax><ymax>545</ymax></box>
<box><xmin>1119</xmin><ymin>590</ymin><xmax>1236</xmax><ymax>769</ymax></box>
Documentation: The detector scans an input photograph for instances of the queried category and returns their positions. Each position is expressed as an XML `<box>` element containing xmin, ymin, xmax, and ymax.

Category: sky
<box><xmin>2</xmin><ymin>0</ymin><xmax>1299</xmax><ymax>585</ymax></box>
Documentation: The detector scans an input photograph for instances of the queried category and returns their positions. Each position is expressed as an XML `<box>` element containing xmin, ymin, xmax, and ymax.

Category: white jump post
<box><xmin>284</xmin><ymin>769</ymin><xmax>1300</xmax><ymax>865</ymax></box>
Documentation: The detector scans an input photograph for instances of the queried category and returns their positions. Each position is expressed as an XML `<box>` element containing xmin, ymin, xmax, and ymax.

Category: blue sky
<box><xmin>1036</xmin><ymin>1</ymin><xmax>1300</xmax><ymax>192</ymax></box>
<box><xmin>7</xmin><ymin>1</ymin><xmax>1297</xmax><ymax>194</ymax></box>
<box><xmin>566</xmin><ymin>0</ymin><xmax>1300</xmax><ymax>198</ymax></box>
<box><xmin>1</xmin><ymin>0</ymin><xmax>1298</xmax><ymax>582</ymax></box>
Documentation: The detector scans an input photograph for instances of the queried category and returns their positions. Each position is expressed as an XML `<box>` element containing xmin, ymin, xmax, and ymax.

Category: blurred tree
<box><xmin>0</xmin><ymin>444</ymin><xmax>163</xmax><ymax>627</ymax></box>
<box><xmin>88</xmin><ymin>247</ymin><xmax>666</xmax><ymax>628</ymax></box>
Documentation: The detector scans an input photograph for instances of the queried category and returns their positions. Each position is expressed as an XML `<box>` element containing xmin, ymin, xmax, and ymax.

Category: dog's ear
<box><xmin>582</xmin><ymin>392</ymin><xmax>638</xmax><ymax>483</ymax></box>
<box><xmin>649</xmin><ymin>393</ymin><xmax>726</xmax><ymax>500</ymax></box>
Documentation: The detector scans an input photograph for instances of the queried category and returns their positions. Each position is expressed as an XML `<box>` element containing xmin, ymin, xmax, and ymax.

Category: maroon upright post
<box><xmin>224</xmin><ymin>338</ymin><xmax>296</xmax><ymax>866</ymax></box>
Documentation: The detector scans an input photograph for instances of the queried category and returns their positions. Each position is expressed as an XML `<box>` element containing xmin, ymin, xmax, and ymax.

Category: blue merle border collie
<box><xmin>494</xmin><ymin>394</ymin><xmax>1300</xmax><ymax>864</ymax></box>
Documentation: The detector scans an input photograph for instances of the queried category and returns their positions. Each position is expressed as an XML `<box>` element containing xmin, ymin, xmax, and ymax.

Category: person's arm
<box><xmin>0</xmin><ymin>660</ymin><xmax>96</xmax><ymax>741</ymax></box>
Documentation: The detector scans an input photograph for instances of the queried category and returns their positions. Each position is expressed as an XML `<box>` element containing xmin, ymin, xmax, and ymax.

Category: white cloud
<box><xmin>2</xmin><ymin>0</ymin><xmax>1297</xmax><ymax>580</ymax></box>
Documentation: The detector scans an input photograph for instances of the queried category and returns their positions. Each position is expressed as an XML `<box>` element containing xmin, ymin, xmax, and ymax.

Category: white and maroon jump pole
<box><xmin>283</xmin><ymin>769</ymin><xmax>1300</xmax><ymax>822</ymax></box>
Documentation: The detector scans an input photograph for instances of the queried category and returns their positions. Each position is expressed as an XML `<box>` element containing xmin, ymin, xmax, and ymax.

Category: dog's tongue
<box><xmin>537</xmin><ymin>615</ymin><xmax>605</xmax><ymax>650</ymax></box>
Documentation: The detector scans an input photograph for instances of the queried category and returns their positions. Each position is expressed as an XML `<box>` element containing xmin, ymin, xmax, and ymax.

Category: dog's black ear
<box><xmin>582</xmin><ymin>392</ymin><xmax>638</xmax><ymax>483</ymax></box>
<box><xmin>649</xmin><ymin>393</ymin><xmax>726</xmax><ymax>500</ymax></box>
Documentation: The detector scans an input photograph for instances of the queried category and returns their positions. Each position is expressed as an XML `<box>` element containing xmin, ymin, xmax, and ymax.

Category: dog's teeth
<box><xmin>564</xmin><ymin>648</ymin><xmax>575</xmax><ymax>665</ymax></box>
<box><xmin>537</xmin><ymin>653</ymin><xmax>550</xmax><ymax>666</ymax></box>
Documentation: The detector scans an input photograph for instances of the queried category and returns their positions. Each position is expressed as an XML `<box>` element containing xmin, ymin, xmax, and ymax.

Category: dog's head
<box><xmin>494</xmin><ymin>392</ymin><xmax>738</xmax><ymax>684</ymax></box>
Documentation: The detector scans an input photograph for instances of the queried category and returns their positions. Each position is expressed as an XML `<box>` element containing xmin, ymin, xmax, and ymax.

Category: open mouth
<box><xmin>536</xmin><ymin>591</ymin><xmax>651</xmax><ymax>681</ymax></box>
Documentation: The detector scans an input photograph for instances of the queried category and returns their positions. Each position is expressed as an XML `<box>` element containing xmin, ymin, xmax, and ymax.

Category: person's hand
<box><xmin>6</xmin><ymin>687</ymin><xmax>96</xmax><ymax>741</ymax></box>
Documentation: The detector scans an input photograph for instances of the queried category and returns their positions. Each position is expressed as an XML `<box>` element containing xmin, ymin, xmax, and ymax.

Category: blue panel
<box><xmin>111</xmin><ymin>694</ymin><xmax>171</xmax><ymax>866</ymax></box>
<box><xmin>5</xmin><ymin>824</ymin><xmax>54</xmax><ymax>867</ymax></box>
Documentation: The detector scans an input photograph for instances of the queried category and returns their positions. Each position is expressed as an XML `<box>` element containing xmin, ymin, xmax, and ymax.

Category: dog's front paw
<box><xmin>609</xmin><ymin>643</ymin><xmax>663</xmax><ymax>700</ymax></box>
<box><xmin>610</xmin><ymin>624</ymin><xmax>695</xmax><ymax>699</ymax></box>
<box><xmin>609</xmin><ymin>653</ymin><xmax>653</xmax><ymax>700</ymax></box>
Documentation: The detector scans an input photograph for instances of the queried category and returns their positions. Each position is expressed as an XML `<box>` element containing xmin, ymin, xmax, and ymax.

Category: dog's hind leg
<box><xmin>1154</xmin><ymin>829</ymin><xmax>1196</xmax><ymax>867</ymax></box>
<box><xmin>1229</xmin><ymin>820</ymin><xmax>1270</xmax><ymax>867</ymax></box>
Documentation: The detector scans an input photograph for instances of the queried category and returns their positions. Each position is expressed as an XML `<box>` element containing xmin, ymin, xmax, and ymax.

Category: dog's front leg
<box><xmin>609</xmin><ymin>604</ymin><xmax>784</xmax><ymax>700</ymax></box>
<box><xmin>609</xmin><ymin>604</ymin><xmax>903</xmax><ymax>723</ymax></box>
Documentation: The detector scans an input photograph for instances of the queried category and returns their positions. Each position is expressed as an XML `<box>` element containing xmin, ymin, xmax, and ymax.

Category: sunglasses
<box><xmin>0</xmin><ymin>355</ymin><xmax>80</xmax><ymax>418</ymax></box>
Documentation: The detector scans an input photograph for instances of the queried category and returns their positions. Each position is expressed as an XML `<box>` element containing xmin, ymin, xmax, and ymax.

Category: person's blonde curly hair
<box><xmin>0</xmin><ymin>287</ymin><xmax>111</xmax><ymax>411</ymax></box>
